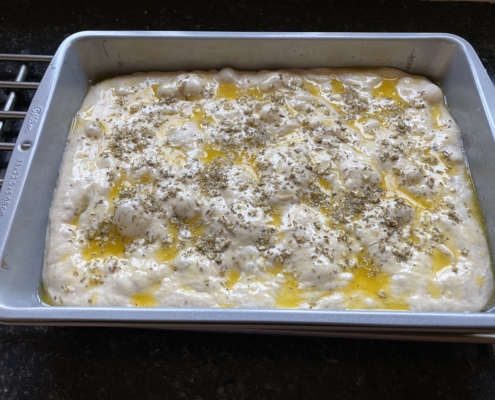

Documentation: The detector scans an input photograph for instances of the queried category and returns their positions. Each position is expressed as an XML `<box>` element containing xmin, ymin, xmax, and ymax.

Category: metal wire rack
<box><xmin>0</xmin><ymin>54</ymin><xmax>52</xmax><ymax>187</ymax></box>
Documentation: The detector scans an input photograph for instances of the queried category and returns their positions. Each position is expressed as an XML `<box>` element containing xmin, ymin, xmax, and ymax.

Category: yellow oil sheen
<box><xmin>331</xmin><ymin>78</ymin><xmax>345</xmax><ymax>94</ymax></box>
<box><xmin>89</xmin><ymin>293</ymin><xmax>99</xmax><ymax>305</ymax></box>
<box><xmin>431</xmin><ymin>247</ymin><xmax>453</xmax><ymax>273</ymax></box>
<box><xmin>226</xmin><ymin>269</ymin><xmax>241</xmax><ymax>290</ymax></box>
<box><xmin>430</xmin><ymin>105</ymin><xmax>442</xmax><ymax>129</ymax></box>
<box><xmin>372</xmin><ymin>78</ymin><xmax>403</xmax><ymax>103</ymax></box>
<box><xmin>343</xmin><ymin>253</ymin><xmax>409</xmax><ymax>310</ymax></box>
<box><xmin>380</xmin><ymin>172</ymin><xmax>431</xmax><ymax>209</ymax></box>
<box><xmin>38</xmin><ymin>282</ymin><xmax>54</xmax><ymax>305</ymax></box>
<box><xmin>268</xmin><ymin>263</ymin><xmax>284</xmax><ymax>276</ymax></box>
<box><xmin>318</xmin><ymin>176</ymin><xmax>333</xmax><ymax>192</ymax></box>
<box><xmin>276</xmin><ymin>273</ymin><xmax>303</xmax><ymax>308</ymax></box>
<box><xmin>304</xmin><ymin>81</ymin><xmax>320</xmax><ymax>96</ymax></box>
<box><xmin>216</xmin><ymin>82</ymin><xmax>240</xmax><ymax>100</ymax></box>
<box><xmin>82</xmin><ymin>226</ymin><xmax>132</xmax><ymax>260</ymax></box>
<box><xmin>218</xmin><ymin>302</ymin><xmax>237</xmax><ymax>308</ymax></box>
<box><xmin>428</xmin><ymin>282</ymin><xmax>443</xmax><ymax>299</ymax></box>
<box><xmin>154</xmin><ymin>222</ymin><xmax>179</xmax><ymax>262</ymax></box>
<box><xmin>201</xmin><ymin>144</ymin><xmax>228</xmax><ymax>164</ymax></box>
<box><xmin>130</xmin><ymin>293</ymin><xmax>157</xmax><ymax>307</ymax></box>
<box><xmin>191</xmin><ymin>108</ymin><xmax>215</xmax><ymax>126</ymax></box>
<box><xmin>343</xmin><ymin>266</ymin><xmax>409</xmax><ymax>310</ymax></box>
<box><xmin>154</xmin><ymin>217</ymin><xmax>203</xmax><ymax>263</ymax></box>
<box><xmin>269</xmin><ymin>209</ymin><xmax>283</xmax><ymax>229</ymax></box>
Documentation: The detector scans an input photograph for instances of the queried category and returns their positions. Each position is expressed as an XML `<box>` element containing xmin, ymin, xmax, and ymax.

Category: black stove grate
<box><xmin>0</xmin><ymin>54</ymin><xmax>52</xmax><ymax>187</ymax></box>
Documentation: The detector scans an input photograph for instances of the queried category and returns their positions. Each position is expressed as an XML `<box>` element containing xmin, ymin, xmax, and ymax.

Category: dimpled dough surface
<box><xmin>42</xmin><ymin>67</ymin><xmax>494</xmax><ymax>311</ymax></box>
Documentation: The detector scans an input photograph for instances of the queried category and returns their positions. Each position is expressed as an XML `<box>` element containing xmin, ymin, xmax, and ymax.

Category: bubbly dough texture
<box><xmin>42</xmin><ymin>67</ymin><xmax>494</xmax><ymax>311</ymax></box>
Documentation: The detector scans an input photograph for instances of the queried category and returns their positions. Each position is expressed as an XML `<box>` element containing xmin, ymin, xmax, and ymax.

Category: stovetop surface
<box><xmin>1</xmin><ymin>1</ymin><xmax>495</xmax><ymax>399</ymax></box>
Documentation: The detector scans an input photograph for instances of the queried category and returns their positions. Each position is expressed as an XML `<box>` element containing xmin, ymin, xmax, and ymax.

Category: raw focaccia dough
<box><xmin>43</xmin><ymin>67</ymin><xmax>494</xmax><ymax>311</ymax></box>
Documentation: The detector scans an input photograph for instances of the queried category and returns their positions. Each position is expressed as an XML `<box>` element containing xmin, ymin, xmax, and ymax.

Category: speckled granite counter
<box><xmin>1</xmin><ymin>1</ymin><xmax>495</xmax><ymax>399</ymax></box>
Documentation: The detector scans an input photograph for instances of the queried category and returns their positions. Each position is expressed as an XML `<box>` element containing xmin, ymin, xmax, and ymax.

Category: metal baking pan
<box><xmin>2</xmin><ymin>31</ymin><xmax>495</xmax><ymax>334</ymax></box>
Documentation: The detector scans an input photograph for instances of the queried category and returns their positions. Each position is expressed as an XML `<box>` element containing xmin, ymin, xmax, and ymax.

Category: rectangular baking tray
<box><xmin>2</xmin><ymin>31</ymin><xmax>495</xmax><ymax>335</ymax></box>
